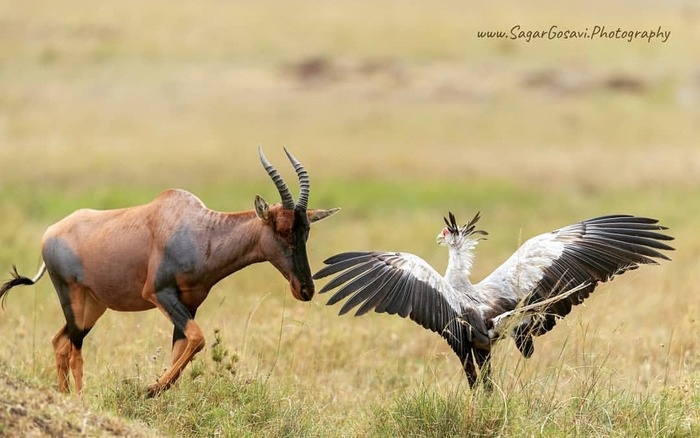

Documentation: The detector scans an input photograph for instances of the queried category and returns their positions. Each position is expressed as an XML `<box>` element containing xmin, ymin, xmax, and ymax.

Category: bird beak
<box><xmin>436</xmin><ymin>232</ymin><xmax>446</xmax><ymax>245</ymax></box>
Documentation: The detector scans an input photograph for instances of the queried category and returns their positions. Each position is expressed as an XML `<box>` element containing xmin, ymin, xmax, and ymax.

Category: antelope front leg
<box><xmin>148</xmin><ymin>287</ymin><xmax>205</xmax><ymax>396</ymax></box>
<box><xmin>170</xmin><ymin>308</ymin><xmax>198</xmax><ymax>366</ymax></box>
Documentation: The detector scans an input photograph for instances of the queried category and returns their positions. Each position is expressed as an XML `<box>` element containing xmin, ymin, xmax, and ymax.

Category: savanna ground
<box><xmin>0</xmin><ymin>1</ymin><xmax>698</xmax><ymax>436</ymax></box>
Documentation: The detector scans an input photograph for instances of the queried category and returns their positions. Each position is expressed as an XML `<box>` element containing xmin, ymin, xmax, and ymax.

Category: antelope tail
<box><xmin>0</xmin><ymin>262</ymin><xmax>47</xmax><ymax>309</ymax></box>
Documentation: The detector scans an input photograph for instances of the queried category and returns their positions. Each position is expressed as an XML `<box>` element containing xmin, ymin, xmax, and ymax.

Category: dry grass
<box><xmin>0</xmin><ymin>0</ymin><xmax>698</xmax><ymax>436</ymax></box>
<box><xmin>0</xmin><ymin>363</ymin><xmax>160</xmax><ymax>437</ymax></box>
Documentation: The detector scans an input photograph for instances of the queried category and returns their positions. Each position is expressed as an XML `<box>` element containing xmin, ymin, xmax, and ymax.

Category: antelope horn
<box><xmin>284</xmin><ymin>147</ymin><xmax>310</xmax><ymax>211</ymax></box>
<box><xmin>258</xmin><ymin>146</ymin><xmax>295</xmax><ymax>209</ymax></box>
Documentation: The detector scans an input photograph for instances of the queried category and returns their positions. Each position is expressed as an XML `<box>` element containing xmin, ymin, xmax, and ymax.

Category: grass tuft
<box><xmin>370</xmin><ymin>376</ymin><xmax>698</xmax><ymax>437</ymax></box>
<box><xmin>93</xmin><ymin>329</ymin><xmax>316</xmax><ymax>437</ymax></box>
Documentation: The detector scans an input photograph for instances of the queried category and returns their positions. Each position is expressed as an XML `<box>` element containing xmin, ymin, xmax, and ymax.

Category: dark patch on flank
<box><xmin>154</xmin><ymin>225</ymin><xmax>199</xmax><ymax>292</ymax></box>
<box><xmin>42</xmin><ymin>237</ymin><xmax>84</xmax><ymax>284</ymax></box>
<box><xmin>42</xmin><ymin>238</ymin><xmax>90</xmax><ymax>346</ymax></box>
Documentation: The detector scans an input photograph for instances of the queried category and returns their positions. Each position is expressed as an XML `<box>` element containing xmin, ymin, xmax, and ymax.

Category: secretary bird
<box><xmin>314</xmin><ymin>212</ymin><xmax>674</xmax><ymax>387</ymax></box>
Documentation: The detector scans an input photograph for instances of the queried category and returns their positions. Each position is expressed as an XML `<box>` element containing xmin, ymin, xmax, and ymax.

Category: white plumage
<box><xmin>314</xmin><ymin>212</ymin><xmax>674</xmax><ymax>387</ymax></box>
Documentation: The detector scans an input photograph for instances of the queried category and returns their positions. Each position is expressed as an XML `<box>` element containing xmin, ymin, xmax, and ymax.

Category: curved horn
<box><xmin>284</xmin><ymin>147</ymin><xmax>310</xmax><ymax>211</ymax></box>
<box><xmin>259</xmin><ymin>146</ymin><xmax>295</xmax><ymax>209</ymax></box>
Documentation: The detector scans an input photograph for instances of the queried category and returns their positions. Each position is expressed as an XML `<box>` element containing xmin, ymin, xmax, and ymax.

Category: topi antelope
<box><xmin>314</xmin><ymin>212</ymin><xmax>673</xmax><ymax>387</ymax></box>
<box><xmin>0</xmin><ymin>147</ymin><xmax>338</xmax><ymax>396</ymax></box>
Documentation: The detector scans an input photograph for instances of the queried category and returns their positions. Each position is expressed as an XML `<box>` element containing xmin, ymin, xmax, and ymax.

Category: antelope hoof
<box><xmin>146</xmin><ymin>382</ymin><xmax>167</xmax><ymax>398</ymax></box>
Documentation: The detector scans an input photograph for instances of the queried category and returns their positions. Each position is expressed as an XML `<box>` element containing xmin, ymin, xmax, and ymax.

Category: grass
<box><xmin>94</xmin><ymin>332</ymin><xmax>318</xmax><ymax>437</ymax></box>
<box><xmin>0</xmin><ymin>183</ymin><xmax>696</xmax><ymax>437</ymax></box>
<box><xmin>0</xmin><ymin>362</ymin><xmax>157</xmax><ymax>437</ymax></box>
<box><xmin>371</xmin><ymin>380</ymin><xmax>697</xmax><ymax>436</ymax></box>
<box><xmin>0</xmin><ymin>0</ymin><xmax>698</xmax><ymax>436</ymax></box>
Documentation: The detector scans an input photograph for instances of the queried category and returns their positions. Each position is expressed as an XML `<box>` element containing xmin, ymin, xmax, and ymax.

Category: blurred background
<box><xmin>1</xmin><ymin>1</ymin><xmax>698</xmax><ymax>192</ymax></box>
<box><xmin>0</xmin><ymin>1</ymin><xmax>698</xmax><ymax>434</ymax></box>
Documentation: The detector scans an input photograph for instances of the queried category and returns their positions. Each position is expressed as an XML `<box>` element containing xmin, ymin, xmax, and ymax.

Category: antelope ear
<box><xmin>254</xmin><ymin>195</ymin><xmax>270</xmax><ymax>221</ymax></box>
<box><xmin>308</xmin><ymin>207</ymin><xmax>340</xmax><ymax>224</ymax></box>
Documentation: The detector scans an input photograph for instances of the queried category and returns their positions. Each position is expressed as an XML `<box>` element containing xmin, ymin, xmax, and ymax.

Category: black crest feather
<box><xmin>443</xmin><ymin>211</ymin><xmax>488</xmax><ymax>238</ymax></box>
<box><xmin>443</xmin><ymin>212</ymin><xmax>460</xmax><ymax>234</ymax></box>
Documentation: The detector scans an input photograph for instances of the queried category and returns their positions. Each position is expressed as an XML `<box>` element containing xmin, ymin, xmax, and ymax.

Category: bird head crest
<box><xmin>443</xmin><ymin>211</ymin><xmax>489</xmax><ymax>240</ymax></box>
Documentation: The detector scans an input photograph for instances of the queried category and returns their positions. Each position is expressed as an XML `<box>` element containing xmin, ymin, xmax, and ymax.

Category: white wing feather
<box><xmin>477</xmin><ymin>232</ymin><xmax>566</xmax><ymax>301</ymax></box>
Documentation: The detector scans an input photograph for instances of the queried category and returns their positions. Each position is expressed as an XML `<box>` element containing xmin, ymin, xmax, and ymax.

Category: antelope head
<box><xmin>256</xmin><ymin>147</ymin><xmax>339</xmax><ymax>301</ymax></box>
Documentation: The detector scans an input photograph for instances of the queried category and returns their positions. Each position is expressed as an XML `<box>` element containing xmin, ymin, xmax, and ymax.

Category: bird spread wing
<box><xmin>476</xmin><ymin>215</ymin><xmax>674</xmax><ymax>357</ymax></box>
<box><xmin>313</xmin><ymin>251</ymin><xmax>491</xmax><ymax>358</ymax></box>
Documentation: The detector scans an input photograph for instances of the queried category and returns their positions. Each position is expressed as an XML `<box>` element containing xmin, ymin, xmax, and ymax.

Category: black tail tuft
<box><xmin>0</xmin><ymin>265</ymin><xmax>37</xmax><ymax>309</ymax></box>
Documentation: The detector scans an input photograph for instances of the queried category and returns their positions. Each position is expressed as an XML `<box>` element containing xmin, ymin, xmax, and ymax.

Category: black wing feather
<box><xmin>338</xmin><ymin>265</ymin><xmax>402</xmax><ymax>316</ymax></box>
<box><xmin>314</xmin><ymin>251</ymin><xmax>491</xmax><ymax>363</ymax></box>
<box><xmin>484</xmin><ymin>215</ymin><xmax>674</xmax><ymax>357</ymax></box>
<box><xmin>314</xmin><ymin>252</ymin><xmax>375</xmax><ymax>280</ymax></box>
<box><xmin>328</xmin><ymin>264</ymin><xmax>387</xmax><ymax>308</ymax></box>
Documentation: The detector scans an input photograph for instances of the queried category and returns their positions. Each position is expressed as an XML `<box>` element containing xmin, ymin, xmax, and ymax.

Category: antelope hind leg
<box><xmin>52</xmin><ymin>326</ymin><xmax>71</xmax><ymax>393</ymax></box>
<box><xmin>65</xmin><ymin>287</ymin><xmax>107</xmax><ymax>394</ymax></box>
<box><xmin>46</xmin><ymin>254</ymin><xmax>107</xmax><ymax>394</ymax></box>
<box><xmin>69</xmin><ymin>346</ymin><xmax>85</xmax><ymax>393</ymax></box>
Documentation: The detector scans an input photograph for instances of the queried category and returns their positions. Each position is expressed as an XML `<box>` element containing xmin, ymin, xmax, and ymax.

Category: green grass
<box><xmin>371</xmin><ymin>382</ymin><xmax>697</xmax><ymax>437</ymax></box>
<box><xmin>0</xmin><ymin>0</ymin><xmax>698</xmax><ymax>436</ymax></box>
<box><xmin>95</xmin><ymin>333</ymin><xmax>317</xmax><ymax>437</ymax></box>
